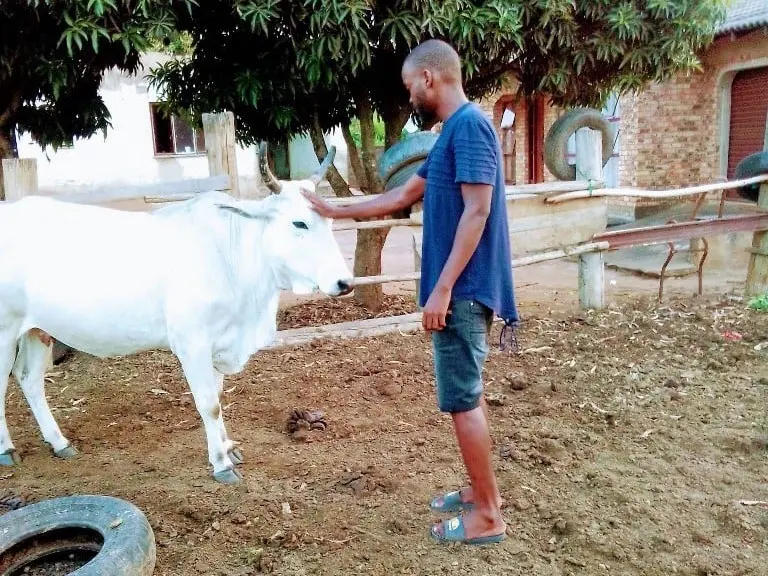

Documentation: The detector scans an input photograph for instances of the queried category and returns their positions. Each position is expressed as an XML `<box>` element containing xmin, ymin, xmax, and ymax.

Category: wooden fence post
<box><xmin>744</xmin><ymin>111</ymin><xmax>768</xmax><ymax>297</ymax></box>
<box><xmin>1</xmin><ymin>158</ymin><xmax>38</xmax><ymax>202</ymax></box>
<box><xmin>202</xmin><ymin>111</ymin><xmax>239</xmax><ymax>198</ymax></box>
<box><xmin>575</xmin><ymin>127</ymin><xmax>605</xmax><ymax>310</ymax></box>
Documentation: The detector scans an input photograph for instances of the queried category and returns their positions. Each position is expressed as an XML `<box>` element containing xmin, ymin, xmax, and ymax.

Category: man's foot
<box><xmin>430</xmin><ymin>512</ymin><xmax>506</xmax><ymax>545</ymax></box>
<box><xmin>430</xmin><ymin>486</ymin><xmax>503</xmax><ymax>513</ymax></box>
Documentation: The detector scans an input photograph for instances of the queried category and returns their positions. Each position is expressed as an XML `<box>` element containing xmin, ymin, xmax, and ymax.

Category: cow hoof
<box><xmin>0</xmin><ymin>450</ymin><xmax>21</xmax><ymax>466</ymax></box>
<box><xmin>229</xmin><ymin>448</ymin><xmax>244</xmax><ymax>466</ymax></box>
<box><xmin>54</xmin><ymin>445</ymin><xmax>79</xmax><ymax>460</ymax></box>
<box><xmin>213</xmin><ymin>468</ymin><xmax>243</xmax><ymax>485</ymax></box>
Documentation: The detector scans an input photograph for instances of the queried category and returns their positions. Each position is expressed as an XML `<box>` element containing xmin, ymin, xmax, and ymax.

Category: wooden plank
<box><xmin>547</xmin><ymin>174</ymin><xmax>768</xmax><ymax>204</ymax></box>
<box><xmin>2</xmin><ymin>158</ymin><xmax>38</xmax><ymax>202</ymax></box>
<box><xmin>332</xmin><ymin>218</ymin><xmax>417</xmax><ymax>231</ymax></box>
<box><xmin>505</xmin><ymin>179</ymin><xmax>604</xmax><ymax>197</ymax></box>
<box><xmin>276</xmin><ymin>313</ymin><xmax>423</xmax><ymax>338</ymax></box>
<box><xmin>268</xmin><ymin>319</ymin><xmax>424</xmax><ymax>349</ymax></box>
<box><xmin>203</xmin><ymin>112</ymin><xmax>239</xmax><ymax>198</ymax></box>
<box><xmin>362</xmin><ymin>239</ymin><xmax>610</xmax><ymax>287</ymax></box>
<box><xmin>55</xmin><ymin>175</ymin><xmax>230</xmax><ymax>205</ymax></box>
<box><xmin>745</xmin><ymin>110</ymin><xmax>768</xmax><ymax>297</ymax></box>
<box><xmin>145</xmin><ymin>193</ymin><xmax>196</xmax><ymax>204</ymax></box>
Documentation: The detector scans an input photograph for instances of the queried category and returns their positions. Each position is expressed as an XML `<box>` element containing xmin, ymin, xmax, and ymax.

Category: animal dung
<box><xmin>286</xmin><ymin>409</ymin><xmax>327</xmax><ymax>441</ymax></box>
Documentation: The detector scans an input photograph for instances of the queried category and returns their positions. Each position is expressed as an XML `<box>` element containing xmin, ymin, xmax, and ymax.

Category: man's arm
<box><xmin>421</xmin><ymin>183</ymin><xmax>491</xmax><ymax>331</ymax></box>
<box><xmin>302</xmin><ymin>173</ymin><xmax>425</xmax><ymax>220</ymax></box>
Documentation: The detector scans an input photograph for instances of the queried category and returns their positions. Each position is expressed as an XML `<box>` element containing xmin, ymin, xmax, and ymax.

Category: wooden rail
<box><xmin>351</xmin><ymin>241</ymin><xmax>611</xmax><ymax>287</ymax></box>
<box><xmin>546</xmin><ymin>174</ymin><xmax>768</xmax><ymax>203</ymax></box>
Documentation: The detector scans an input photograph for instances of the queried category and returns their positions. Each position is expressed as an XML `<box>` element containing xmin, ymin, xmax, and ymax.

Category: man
<box><xmin>302</xmin><ymin>39</ymin><xmax>518</xmax><ymax>545</ymax></box>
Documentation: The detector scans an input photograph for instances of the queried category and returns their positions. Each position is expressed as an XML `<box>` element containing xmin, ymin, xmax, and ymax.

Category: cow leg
<box><xmin>0</xmin><ymin>328</ymin><xmax>20</xmax><ymax>466</ymax></box>
<box><xmin>13</xmin><ymin>331</ymin><xmax>76</xmax><ymax>458</ymax></box>
<box><xmin>214</xmin><ymin>371</ymin><xmax>243</xmax><ymax>466</ymax></box>
<box><xmin>177</xmin><ymin>353</ymin><xmax>241</xmax><ymax>484</ymax></box>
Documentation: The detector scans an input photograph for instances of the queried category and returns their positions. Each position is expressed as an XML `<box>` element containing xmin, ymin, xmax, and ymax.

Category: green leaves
<box><xmin>2</xmin><ymin>0</ymin><xmax>730</xmax><ymax>168</ymax></box>
<box><xmin>0</xmin><ymin>0</ymin><xmax>193</xmax><ymax>155</ymax></box>
<box><xmin>237</xmin><ymin>0</ymin><xmax>282</xmax><ymax>34</ymax></box>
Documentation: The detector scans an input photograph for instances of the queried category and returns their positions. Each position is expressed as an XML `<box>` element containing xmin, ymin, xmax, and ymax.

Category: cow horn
<box><xmin>258</xmin><ymin>141</ymin><xmax>283</xmax><ymax>193</ymax></box>
<box><xmin>307</xmin><ymin>145</ymin><xmax>337</xmax><ymax>186</ymax></box>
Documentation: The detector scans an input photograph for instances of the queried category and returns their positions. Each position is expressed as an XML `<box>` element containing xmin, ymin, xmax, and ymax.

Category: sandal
<box><xmin>429</xmin><ymin>515</ymin><xmax>506</xmax><ymax>545</ymax></box>
<box><xmin>429</xmin><ymin>490</ymin><xmax>474</xmax><ymax>513</ymax></box>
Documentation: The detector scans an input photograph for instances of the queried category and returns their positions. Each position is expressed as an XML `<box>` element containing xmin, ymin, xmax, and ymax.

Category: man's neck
<box><xmin>437</xmin><ymin>88</ymin><xmax>469</xmax><ymax>123</ymax></box>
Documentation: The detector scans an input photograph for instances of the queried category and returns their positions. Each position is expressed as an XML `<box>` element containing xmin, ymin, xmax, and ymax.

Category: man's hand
<box><xmin>301</xmin><ymin>189</ymin><xmax>339</xmax><ymax>219</ymax></box>
<box><xmin>422</xmin><ymin>285</ymin><xmax>452</xmax><ymax>332</ymax></box>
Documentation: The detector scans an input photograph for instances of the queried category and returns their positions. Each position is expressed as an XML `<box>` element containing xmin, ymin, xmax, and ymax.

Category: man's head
<box><xmin>401</xmin><ymin>39</ymin><xmax>463</xmax><ymax>126</ymax></box>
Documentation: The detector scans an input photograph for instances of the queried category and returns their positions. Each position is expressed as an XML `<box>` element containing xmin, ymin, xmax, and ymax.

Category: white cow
<box><xmin>0</xmin><ymin>145</ymin><xmax>352</xmax><ymax>484</ymax></box>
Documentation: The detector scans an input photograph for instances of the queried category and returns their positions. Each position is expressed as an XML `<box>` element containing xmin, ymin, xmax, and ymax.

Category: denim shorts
<box><xmin>431</xmin><ymin>300</ymin><xmax>493</xmax><ymax>413</ymax></box>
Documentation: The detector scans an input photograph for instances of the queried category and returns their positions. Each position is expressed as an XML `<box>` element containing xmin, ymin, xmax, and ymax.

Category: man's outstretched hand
<box><xmin>301</xmin><ymin>189</ymin><xmax>339</xmax><ymax>219</ymax></box>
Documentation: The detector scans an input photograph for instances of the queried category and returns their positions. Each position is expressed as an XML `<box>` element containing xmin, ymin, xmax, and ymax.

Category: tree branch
<box><xmin>309</xmin><ymin>111</ymin><xmax>352</xmax><ymax>198</ymax></box>
<box><xmin>341</xmin><ymin>123</ymin><xmax>369</xmax><ymax>192</ymax></box>
<box><xmin>355</xmin><ymin>95</ymin><xmax>384</xmax><ymax>195</ymax></box>
<box><xmin>383</xmin><ymin>107</ymin><xmax>410</xmax><ymax>149</ymax></box>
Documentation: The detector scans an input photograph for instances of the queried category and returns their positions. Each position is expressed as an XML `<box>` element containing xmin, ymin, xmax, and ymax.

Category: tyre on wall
<box><xmin>0</xmin><ymin>494</ymin><xmax>156</xmax><ymax>575</ymax></box>
<box><xmin>733</xmin><ymin>151</ymin><xmax>768</xmax><ymax>203</ymax></box>
<box><xmin>378</xmin><ymin>131</ymin><xmax>439</xmax><ymax>190</ymax></box>
<box><xmin>543</xmin><ymin>107</ymin><xmax>614</xmax><ymax>181</ymax></box>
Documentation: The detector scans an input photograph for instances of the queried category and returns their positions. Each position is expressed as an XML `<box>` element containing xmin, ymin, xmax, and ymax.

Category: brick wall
<box><xmin>619</xmin><ymin>71</ymin><xmax>719</xmax><ymax>190</ymax></box>
<box><xmin>617</xmin><ymin>28</ymin><xmax>768</xmax><ymax>216</ymax></box>
<box><xmin>478</xmin><ymin>83</ymin><xmax>566</xmax><ymax>185</ymax></box>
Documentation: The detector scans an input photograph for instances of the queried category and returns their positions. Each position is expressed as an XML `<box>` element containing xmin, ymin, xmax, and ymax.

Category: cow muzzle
<box><xmin>335</xmin><ymin>279</ymin><xmax>353</xmax><ymax>296</ymax></box>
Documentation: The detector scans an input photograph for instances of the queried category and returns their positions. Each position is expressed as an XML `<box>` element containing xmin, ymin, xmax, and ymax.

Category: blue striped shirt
<box><xmin>417</xmin><ymin>102</ymin><xmax>519</xmax><ymax>324</ymax></box>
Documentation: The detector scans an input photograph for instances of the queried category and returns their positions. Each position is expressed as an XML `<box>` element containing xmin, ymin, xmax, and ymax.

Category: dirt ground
<box><xmin>1</xmin><ymin>258</ymin><xmax>767</xmax><ymax>575</ymax></box>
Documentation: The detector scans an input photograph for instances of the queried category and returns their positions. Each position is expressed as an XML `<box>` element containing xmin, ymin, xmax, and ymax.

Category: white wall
<box><xmin>15</xmin><ymin>52</ymin><xmax>264</xmax><ymax>198</ymax></box>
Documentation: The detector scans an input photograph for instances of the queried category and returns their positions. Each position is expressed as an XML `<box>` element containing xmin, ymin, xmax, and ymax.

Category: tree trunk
<box><xmin>0</xmin><ymin>130</ymin><xmax>13</xmax><ymax>201</ymax></box>
<box><xmin>0</xmin><ymin>92</ymin><xmax>22</xmax><ymax>201</ymax></box>
<box><xmin>353</xmin><ymin>227</ymin><xmax>390</xmax><ymax>312</ymax></box>
<box><xmin>356</xmin><ymin>97</ymin><xmax>384</xmax><ymax>194</ymax></box>
<box><xmin>352</xmin><ymin>96</ymin><xmax>389</xmax><ymax>310</ymax></box>
<box><xmin>382</xmin><ymin>107</ymin><xmax>411</xmax><ymax>149</ymax></box>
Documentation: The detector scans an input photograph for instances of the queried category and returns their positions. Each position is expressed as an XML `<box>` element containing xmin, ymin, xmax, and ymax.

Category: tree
<box><xmin>149</xmin><ymin>0</ymin><xmax>727</xmax><ymax>310</ymax></box>
<box><xmin>0</xmin><ymin>0</ymin><xmax>192</xmax><ymax>200</ymax></box>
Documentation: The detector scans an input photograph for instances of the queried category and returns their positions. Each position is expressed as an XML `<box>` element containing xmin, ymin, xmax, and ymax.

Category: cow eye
<box><xmin>292</xmin><ymin>221</ymin><xmax>309</xmax><ymax>230</ymax></box>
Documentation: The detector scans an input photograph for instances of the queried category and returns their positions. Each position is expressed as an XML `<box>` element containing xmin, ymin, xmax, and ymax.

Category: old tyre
<box><xmin>544</xmin><ymin>107</ymin><xmax>614</xmax><ymax>181</ymax></box>
<box><xmin>378</xmin><ymin>131</ymin><xmax>439</xmax><ymax>190</ymax></box>
<box><xmin>0</xmin><ymin>495</ymin><xmax>156</xmax><ymax>575</ymax></box>
<box><xmin>733</xmin><ymin>151</ymin><xmax>768</xmax><ymax>202</ymax></box>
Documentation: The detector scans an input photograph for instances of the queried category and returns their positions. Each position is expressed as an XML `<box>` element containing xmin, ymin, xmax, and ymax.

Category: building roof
<box><xmin>717</xmin><ymin>0</ymin><xmax>768</xmax><ymax>34</ymax></box>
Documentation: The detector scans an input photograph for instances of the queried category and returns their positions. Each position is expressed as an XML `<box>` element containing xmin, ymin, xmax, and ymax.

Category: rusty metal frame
<box><xmin>657</xmin><ymin>219</ymin><xmax>709</xmax><ymax>303</ymax></box>
<box><xmin>593</xmin><ymin>211</ymin><xmax>768</xmax><ymax>250</ymax></box>
<box><xmin>593</xmin><ymin>197</ymin><xmax>768</xmax><ymax>302</ymax></box>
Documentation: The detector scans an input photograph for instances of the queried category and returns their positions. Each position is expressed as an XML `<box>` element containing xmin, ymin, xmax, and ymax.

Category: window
<box><xmin>149</xmin><ymin>103</ymin><xmax>206</xmax><ymax>156</ymax></box>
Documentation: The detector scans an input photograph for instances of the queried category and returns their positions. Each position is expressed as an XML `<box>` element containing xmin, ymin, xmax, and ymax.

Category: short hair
<box><xmin>403</xmin><ymin>39</ymin><xmax>462</xmax><ymax>84</ymax></box>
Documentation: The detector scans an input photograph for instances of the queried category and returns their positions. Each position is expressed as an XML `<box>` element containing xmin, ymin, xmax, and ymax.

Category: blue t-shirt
<box><xmin>416</xmin><ymin>102</ymin><xmax>519</xmax><ymax>325</ymax></box>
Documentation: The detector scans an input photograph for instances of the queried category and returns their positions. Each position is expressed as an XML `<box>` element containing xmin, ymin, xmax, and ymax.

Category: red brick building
<box><xmin>477</xmin><ymin>0</ymin><xmax>768</xmax><ymax>218</ymax></box>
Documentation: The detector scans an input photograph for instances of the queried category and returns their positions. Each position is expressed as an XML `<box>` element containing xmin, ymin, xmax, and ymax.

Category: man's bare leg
<box><xmin>432</xmin><ymin>404</ymin><xmax>506</xmax><ymax>539</ymax></box>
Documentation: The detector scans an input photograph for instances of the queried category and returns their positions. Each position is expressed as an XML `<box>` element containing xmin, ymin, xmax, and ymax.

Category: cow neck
<box><xmin>223</xmin><ymin>202</ymin><xmax>280</xmax><ymax>318</ymax></box>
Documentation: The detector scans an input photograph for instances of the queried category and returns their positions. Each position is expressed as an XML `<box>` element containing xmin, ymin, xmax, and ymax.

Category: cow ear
<box><xmin>216</xmin><ymin>202</ymin><xmax>277</xmax><ymax>220</ymax></box>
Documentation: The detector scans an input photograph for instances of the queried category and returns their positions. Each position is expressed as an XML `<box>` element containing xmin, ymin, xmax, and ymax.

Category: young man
<box><xmin>302</xmin><ymin>39</ymin><xmax>518</xmax><ymax>545</ymax></box>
